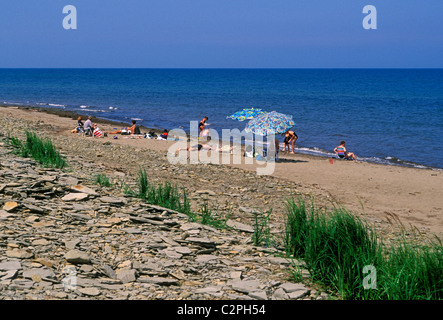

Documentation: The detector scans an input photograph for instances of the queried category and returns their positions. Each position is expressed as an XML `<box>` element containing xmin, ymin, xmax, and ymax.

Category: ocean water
<box><xmin>1</xmin><ymin>68</ymin><xmax>442</xmax><ymax>169</ymax></box>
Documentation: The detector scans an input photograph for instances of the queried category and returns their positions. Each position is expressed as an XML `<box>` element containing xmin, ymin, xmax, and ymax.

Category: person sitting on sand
<box><xmin>334</xmin><ymin>140</ymin><xmax>357</xmax><ymax>161</ymax></box>
<box><xmin>157</xmin><ymin>129</ymin><xmax>169</xmax><ymax>140</ymax></box>
<box><xmin>83</xmin><ymin>116</ymin><xmax>93</xmax><ymax>136</ymax></box>
<box><xmin>283</xmin><ymin>130</ymin><xmax>297</xmax><ymax>154</ymax></box>
<box><xmin>128</xmin><ymin>120</ymin><xmax>141</xmax><ymax>135</ymax></box>
<box><xmin>92</xmin><ymin>123</ymin><xmax>103</xmax><ymax>138</ymax></box>
<box><xmin>71</xmin><ymin>116</ymin><xmax>84</xmax><ymax>133</ymax></box>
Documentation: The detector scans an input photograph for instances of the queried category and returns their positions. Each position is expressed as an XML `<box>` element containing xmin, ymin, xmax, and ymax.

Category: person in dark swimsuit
<box><xmin>283</xmin><ymin>130</ymin><xmax>298</xmax><ymax>154</ymax></box>
<box><xmin>334</xmin><ymin>141</ymin><xmax>357</xmax><ymax>161</ymax></box>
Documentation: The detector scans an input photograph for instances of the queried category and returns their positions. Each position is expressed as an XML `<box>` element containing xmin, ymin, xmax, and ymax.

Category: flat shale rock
<box><xmin>64</xmin><ymin>250</ymin><xmax>91</xmax><ymax>264</ymax></box>
<box><xmin>3</xmin><ymin>202</ymin><xmax>18</xmax><ymax>212</ymax></box>
<box><xmin>62</xmin><ymin>193</ymin><xmax>89</xmax><ymax>202</ymax></box>
<box><xmin>6</xmin><ymin>249</ymin><xmax>34</xmax><ymax>259</ymax></box>
<box><xmin>0</xmin><ymin>132</ymin><xmax>320</xmax><ymax>301</ymax></box>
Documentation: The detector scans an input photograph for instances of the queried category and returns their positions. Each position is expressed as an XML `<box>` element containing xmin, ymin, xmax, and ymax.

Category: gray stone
<box><xmin>69</xmin><ymin>185</ymin><xmax>98</xmax><ymax>196</ymax></box>
<box><xmin>248</xmin><ymin>290</ymin><xmax>268</xmax><ymax>300</ymax></box>
<box><xmin>230</xmin><ymin>280</ymin><xmax>262</xmax><ymax>294</ymax></box>
<box><xmin>1</xmin><ymin>269</ymin><xmax>18</xmax><ymax>281</ymax></box>
<box><xmin>226</xmin><ymin>220</ymin><xmax>254</xmax><ymax>233</ymax></box>
<box><xmin>116</xmin><ymin>269</ymin><xmax>137</xmax><ymax>283</ymax></box>
<box><xmin>101</xmin><ymin>265</ymin><xmax>117</xmax><ymax>279</ymax></box>
<box><xmin>279</xmin><ymin>283</ymin><xmax>311</xmax><ymax>299</ymax></box>
<box><xmin>100</xmin><ymin>196</ymin><xmax>125</xmax><ymax>205</ymax></box>
<box><xmin>195</xmin><ymin>286</ymin><xmax>222</xmax><ymax>296</ymax></box>
<box><xmin>279</xmin><ymin>282</ymin><xmax>308</xmax><ymax>293</ymax></box>
<box><xmin>138</xmin><ymin>276</ymin><xmax>179</xmax><ymax>286</ymax></box>
<box><xmin>9</xmin><ymin>279</ymin><xmax>34</xmax><ymax>290</ymax></box>
<box><xmin>159</xmin><ymin>248</ymin><xmax>182</xmax><ymax>259</ymax></box>
<box><xmin>288</xmin><ymin>289</ymin><xmax>311</xmax><ymax>300</ymax></box>
<box><xmin>64</xmin><ymin>250</ymin><xmax>91</xmax><ymax>264</ymax></box>
<box><xmin>273</xmin><ymin>288</ymin><xmax>289</xmax><ymax>299</ymax></box>
<box><xmin>196</xmin><ymin>255</ymin><xmax>218</xmax><ymax>264</ymax></box>
<box><xmin>78</xmin><ymin>287</ymin><xmax>101</xmax><ymax>296</ymax></box>
<box><xmin>185</xmin><ymin>237</ymin><xmax>217</xmax><ymax>248</ymax></box>
<box><xmin>62</xmin><ymin>193</ymin><xmax>89</xmax><ymax>201</ymax></box>
<box><xmin>23</xmin><ymin>203</ymin><xmax>47</xmax><ymax>214</ymax></box>
<box><xmin>6</xmin><ymin>249</ymin><xmax>34</xmax><ymax>259</ymax></box>
<box><xmin>122</xmin><ymin>227</ymin><xmax>142</xmax><ymax>234</ymax></box>
<box><xmin>0</xmin><ymin>210</ymin><xmax>16</xmax><ymax>220</ymax></box>
<box><xmin>23</xmin><ymin>268</ymin><xmax>57</xmax><ymax>280</ymax></box>
<box><xmin>58</xmin><ymin>176</ymin><xmax>79</xmax><ymax>186</ymax></box>
<box><xmin>173</xmin><ymin>246</ymin><xmax>192</xmax><ymax>256</ymax></box>
<box><xmin>64</xmin><ymin>239</ymin><xmax>81</xmax><ymax>250</ymax></box>
<box><xmin>0</xmin><ymin>260</ymin><xmax>22</xmax><ymax>271</ymax></box>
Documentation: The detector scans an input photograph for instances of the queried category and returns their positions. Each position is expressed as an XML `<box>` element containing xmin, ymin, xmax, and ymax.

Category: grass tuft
<box><xmin>284</xmin><ymin>197</ymin><xmax>442</xmax><ymax>300</ymax></box>
<box><xmin>7</xmin><ymin>131</ymin><xmax>66</xmax><ymax>169</ymax></box>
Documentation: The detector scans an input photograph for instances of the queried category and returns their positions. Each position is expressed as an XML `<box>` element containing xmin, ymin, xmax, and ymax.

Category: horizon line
<box><xmin>1</xmin><ymin>67</ymin><xmax>442</xmax><ymax>70</ymax></box>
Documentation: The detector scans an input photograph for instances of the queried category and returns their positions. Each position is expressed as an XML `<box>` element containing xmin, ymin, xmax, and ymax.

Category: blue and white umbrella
<box><xmin>227</xmin><ymin>108</ymin><xmax>267</xmax><ymax>122</ymax></box>
<box><xmin>244</xmin><ymin>111</ymin><xmax>295</xmax><ymax>136</ymax></box>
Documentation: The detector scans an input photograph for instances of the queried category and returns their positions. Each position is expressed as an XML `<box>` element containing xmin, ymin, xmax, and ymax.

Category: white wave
<box><xmin>48</xmin><ymin>103</ymin><xmax>66</xmax><ymax>107</ymax></box>
<box><xmin>74</xmin><ymin>108</ymin><xmax>108</xmax><ymax>113</ymax></box>
<box><xmin>80</xmin><ymin>105</ymin><xmax>89</xmax><ymax>109</ymax></box>
<box><xmin>109</xmin><ymin>106</ymin><xmax>118</xmax><ymax>110</ymax></box>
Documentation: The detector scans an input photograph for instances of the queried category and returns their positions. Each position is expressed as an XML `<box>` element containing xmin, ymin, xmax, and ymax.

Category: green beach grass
<box><xmin>284</xmin><ymin>198</ymin><xmax>443</xmax><ymax>300</ymax></box>
<box><xmin>7</xmin><ymin>131</ymin><xmax>66</xmax><ymax>169</ymax></box>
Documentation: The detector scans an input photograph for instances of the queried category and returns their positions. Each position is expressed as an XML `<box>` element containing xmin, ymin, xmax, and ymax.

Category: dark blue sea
<box><xmin>1</xmin><ymin>68</ymin><xmax>442</xmax><ymax>169</ymax></box>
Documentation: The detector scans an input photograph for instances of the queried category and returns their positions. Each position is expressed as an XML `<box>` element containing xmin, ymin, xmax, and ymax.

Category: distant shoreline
<box><xmin>3</xmin><ymin>104</ymin><xmax>441</xmax><ymax>171</ymax></box>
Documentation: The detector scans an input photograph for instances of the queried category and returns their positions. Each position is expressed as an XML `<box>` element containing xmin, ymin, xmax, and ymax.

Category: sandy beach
<box><xmin>1</xmin><ymin>105</ymin><xmax>442</xmax><ymax>240</ymax></box>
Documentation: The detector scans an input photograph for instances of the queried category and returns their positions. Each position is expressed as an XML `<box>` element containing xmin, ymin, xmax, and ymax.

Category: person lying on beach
<box><xmin>105</xmin><ymin>120</ymin><xmax>141</xmax><ymax>135</ymax></box>
<box><xmin>176</xmin><ymin>143</ymin><xmax>233</xmax><ymax>153</ymax></box>
<box><xmin>283</xmin><ymin>130</ymin><xmax>298</xmax><ymax>154</ymax></box>
<box><xmin>334</xmin><ymin>141</ymin><xmax>357</xmax><ymax>161</ymax></box>
<box><xmin>71</xmin><ymin>116</ymin><xmax>84</xmax><ymax>133</ymax></box>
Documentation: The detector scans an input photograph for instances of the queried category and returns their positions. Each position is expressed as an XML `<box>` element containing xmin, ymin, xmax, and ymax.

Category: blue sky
<box><xmin>0</xmin><ymin>0</ymin><xmax>442</xmax><ymax>68</ymax></box>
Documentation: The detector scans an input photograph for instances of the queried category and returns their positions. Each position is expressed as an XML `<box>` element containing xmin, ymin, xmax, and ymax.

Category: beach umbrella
<box><xmin>227</xmin><ymin>108</ymin><xmax>267</xmax><ymax>121</ymax></box>
<box><xmin>244</xmin><ymin>111</ymin><xmax>294</xmax><ymax>136</ymax></box>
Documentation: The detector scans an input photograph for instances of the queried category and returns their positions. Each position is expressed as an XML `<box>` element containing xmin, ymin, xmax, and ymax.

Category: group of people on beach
<box><xmin>71</xmin><ymin>116</ymin><xmax>151</xmax><ymax>138</ymax></box>
<box><xmin>70</xmin><ymin>116</ymin><xmax>105</xmax><ymax>137</ymax></box>
<box><xmin>196</xmin><ymin>116</ymin><xmax>358</xmax><ymax>161</ymax></box>
<box><xmin>71</xmin><ymin>115</ymin><xmax>357</xmax><ymax>161</ymax></box>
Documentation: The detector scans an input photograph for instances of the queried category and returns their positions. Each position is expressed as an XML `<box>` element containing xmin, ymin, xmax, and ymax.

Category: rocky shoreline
<box><xmin>0</xmin><ymin>115</ymin><xmax>328</xmax><ymax>301</ymax></box>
